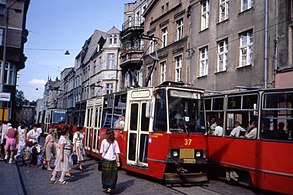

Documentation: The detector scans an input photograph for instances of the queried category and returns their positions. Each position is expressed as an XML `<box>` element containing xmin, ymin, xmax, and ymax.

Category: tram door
<box><xmin>127</xmin><ymin>101</ymin><xmax>150</xmax><ymax>167</ymax></box>
<box><xmin>92</xmin><ymin>104</ymin><xmax>102</xmax><ymax>154</ymax></box>
<box><xmin>84</xmin><ymin>107</ymin><xmax>93</xmax><ymax>151</ymax></box>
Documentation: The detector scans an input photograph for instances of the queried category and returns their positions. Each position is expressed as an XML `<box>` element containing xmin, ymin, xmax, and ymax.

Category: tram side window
<box><xmin>102</xmin><ymin>96</ymin><xmax>114</xmax><ymax>128</ymax></box>
<box><xmin>153</xmin><ymin>89</ymin><xmax>167</xmax><ymax>132</ymax></box>
<box><xmin>226</xmin><ymin>94</ymin><xmax>258</xmax><ymax>139</ymax></box>
<box><xmin>113</xmin><ymin>93</ymin><xmax>126</xmax><ymax>129</ymax></box>
<box><xmin>261</xmin><ymin>92</ymin><xmax>293</xmax><ymax>142</ymax></box>
<box><xmin>206</xmin><ymin>97</ymin><xmax>224</xmax><ymax>136</ymax></box>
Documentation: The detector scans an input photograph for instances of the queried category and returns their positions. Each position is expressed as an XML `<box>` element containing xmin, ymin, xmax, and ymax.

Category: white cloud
<box><xmin>30</xmin><ymin>79</ymin><xmax>46</xmax><ymax>86</ymax></box>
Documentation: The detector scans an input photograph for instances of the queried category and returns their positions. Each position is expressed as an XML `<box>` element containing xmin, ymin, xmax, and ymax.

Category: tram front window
<box><xmin>53</xmin><ymin>111</ymin><xmax>66</xmax><ymax>124</ymax></box>
<box><xmin>168</xmin><ymin>93</ymin><xmax>205</xmax><ymax>134</ymax></box>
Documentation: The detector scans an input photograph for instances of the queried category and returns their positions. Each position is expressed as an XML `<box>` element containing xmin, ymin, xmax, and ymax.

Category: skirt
<box><xmin>76</xmin><ymin>146</ymin><xmax>84</xmax><ymax>162</ymax></box>
<box><xmin>101</xmin><ymin>159</ymin><xmax>118</xmax><ymax>189</ymax></box>
<box><xmin>45</xmin><ymin>142</ymin><xmax>55</xmax><ymax>161</ymax></box>
<box><xmin>54</xmin><ymin>149</ymin><xmax>70</xmax><ymax>172</ymax></box>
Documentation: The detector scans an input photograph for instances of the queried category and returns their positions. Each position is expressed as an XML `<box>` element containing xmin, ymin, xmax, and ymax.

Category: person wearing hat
<box><xmin>44</xmin><ymin>128</ymin><xmax>56</xmax><ymax>170</ymax></box>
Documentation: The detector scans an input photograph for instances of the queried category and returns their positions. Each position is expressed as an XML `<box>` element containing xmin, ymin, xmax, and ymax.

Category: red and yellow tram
<box><xmin>205</xmin><ymin>88</ymin><xmax>293</xmax><ymax>194</ymax></box>
<box><xmin>84</xmin><ymin>82</ymin><xmax>208</xmax><ymax>183</ymax></box>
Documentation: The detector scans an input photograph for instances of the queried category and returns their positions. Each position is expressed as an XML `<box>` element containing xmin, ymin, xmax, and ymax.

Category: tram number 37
<box><xmin>184</xmin><ymin>139</ymin><xmax>192</xmax><ymax>146</ymax></box>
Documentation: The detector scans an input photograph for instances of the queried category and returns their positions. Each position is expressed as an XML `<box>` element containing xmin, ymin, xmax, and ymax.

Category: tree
<box><xmin>15</xmin><ymin>90</ymin><xmax>28</xmax><ymax>114</ymax></box>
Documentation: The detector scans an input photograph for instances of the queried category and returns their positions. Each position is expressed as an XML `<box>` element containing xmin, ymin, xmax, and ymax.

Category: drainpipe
<box><xmin>274</xmin><ymin>0</ymin><xmax>279</xmax><ymax>86</ymax></box>
<box><xmin>264</xmin><ymin>0</ymin><xmax>268</xmax><ymax>88</ymax></box>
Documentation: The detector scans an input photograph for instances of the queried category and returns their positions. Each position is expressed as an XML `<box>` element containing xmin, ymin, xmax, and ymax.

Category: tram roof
<box><xmin>204</xmin><ymin>87</ymin><xmax>293</xmax><ymax>97</ymax></box>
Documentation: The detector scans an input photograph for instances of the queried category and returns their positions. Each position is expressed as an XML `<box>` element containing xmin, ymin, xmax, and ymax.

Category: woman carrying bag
<box><xmin>100</xmin><ymin>129</ymin><xmax>120</xmax><ymax>194</ymax></box>
<box><xmin>73</xmin><ymin>126</ymin><xmax>84</xmax><ymax>170</ymax></box>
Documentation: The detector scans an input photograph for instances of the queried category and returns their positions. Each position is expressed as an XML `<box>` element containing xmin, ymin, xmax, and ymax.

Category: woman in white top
<box><xmin>100</xmin><ymin>129</ymin><xmax>120</xmax><ymax>194</ymax></box>
<box><xmin>50</xmin><ymin>126</ymin><xmax>72</xmax><ymax>184</ymax></box>
<box><xmin>73</xmin><ymin>126</ymin><xmax>84</xmax><ymax>170</ymax></box>
<box><xmin>15</xmin><ymin>124</ymin><xmax>27</xmax><ymax>159</ymax></box>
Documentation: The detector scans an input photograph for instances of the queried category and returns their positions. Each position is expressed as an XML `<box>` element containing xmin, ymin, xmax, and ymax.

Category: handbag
<box><xmin>98</xmin><ymin>160</ymin><xmax>103</xmax><ymax>171</ymax></box>
<box><xmin>25</xmin><ymin>139</ymin><xmax>34</xmax><ymax>147</ymax></box>
<box><xmin>72</xmin><ymin>154</ymin><xmax>77</xmax><ymax>165</ymax></box>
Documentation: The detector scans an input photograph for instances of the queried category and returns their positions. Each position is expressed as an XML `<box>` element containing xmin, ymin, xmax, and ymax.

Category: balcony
<box><xmin>120</xmin><ymin>48</ymin><xmax>144</xmax><ymax>70</ymax></box>
<box><xmin>121</xmin><ymin>18</ymin><xmax>144</xmax><ymax>39</ymax></box>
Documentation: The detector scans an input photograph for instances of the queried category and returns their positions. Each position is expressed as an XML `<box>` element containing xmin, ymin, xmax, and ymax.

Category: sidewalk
<box><xmin>0</xmin><ymin>160</ymin><xmax>25</xmax><ymax>195</ymax></box>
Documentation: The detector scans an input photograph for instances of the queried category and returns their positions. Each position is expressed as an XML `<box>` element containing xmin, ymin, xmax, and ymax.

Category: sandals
<box><xmin>106</xmin><ymin>188</ymin><xmax>112</xmax><ymax>194</ymax></box>
<box><xmin>50</xmin><ymin>179</ymin><xmax>57</xmax><ymax>184</ymax></box>
<box><xmin>59</xmin><ymin>180</ymin><xmax>68</xmax><ymax>185</ymax></box>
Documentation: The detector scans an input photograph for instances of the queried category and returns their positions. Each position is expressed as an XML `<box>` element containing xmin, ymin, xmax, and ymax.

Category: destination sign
<box><xmin>169</xmin><ymin>90</ymin><xmax>200</xmax><ymax>99</ymax></box>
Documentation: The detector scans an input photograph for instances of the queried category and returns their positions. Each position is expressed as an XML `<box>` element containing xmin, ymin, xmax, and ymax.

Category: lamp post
<box><xmin>0</xmin><ymin>0</ymin><xmax>18</xmax><ymax>92</ymax></box>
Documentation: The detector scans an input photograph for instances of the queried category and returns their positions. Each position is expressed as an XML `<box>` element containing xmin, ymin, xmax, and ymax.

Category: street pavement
<box><xmin>0</xmin><ymin>159</ymin><xmax>25</xmax><ymax>195</ymax></box>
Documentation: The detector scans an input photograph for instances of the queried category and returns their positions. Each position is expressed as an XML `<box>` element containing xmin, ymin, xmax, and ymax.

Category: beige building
<box><xmin>143</xmin><ymin>0</ymin><xmax>190</xmax><ymax>87</ymax></box>
<box><xmin>188</xmin><ymin>0</ymin><xmax>293</xmax><ymax>91</ymax></box>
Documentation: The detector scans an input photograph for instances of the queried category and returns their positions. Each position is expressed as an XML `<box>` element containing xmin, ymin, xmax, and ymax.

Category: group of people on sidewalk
<box><xmin>0</xmin><ymin>121</ymin><xmax>121</xmax><ymax>194</ymax></box>
<box><xmin>0</xmin><ymin>122</ymin><xmax>42</xmax><ymax>165</ymax></box>
<box><xmin>48</xmin><ymin>126</ymin><xmax>121</xmax><ymax>194</ymax></box>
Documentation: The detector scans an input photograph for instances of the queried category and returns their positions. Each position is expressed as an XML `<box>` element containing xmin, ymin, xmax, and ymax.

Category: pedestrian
<box><xmin>36</xmin><ymin>123</ymin><xmax>42</xmax><ymax>143</ymax></box>
<box><xmin>73</xmin><ymin>126</ymin><xmax>84</xmax><ymax>170</ymax></box>
<box><xmin>44</xmin><ymin>128</ymin><xmax>56</xmax><ymax>171</ymax></box>
<box><xmin>50</xmin><ymin>125</ymin><xmax>72</xmax><ymax>184</ymax></box>
<box><xmin>4</xmin><ymin>125</ymin><xmax>18</xmax><ymax>164</ymax></box>
<box><xmin>0</xmin><ymin>122</ymin><xmax>10</xmax><ymax>160</ymax></box>
<box><xmin>14</xmin><ymin>123</ymin><xmax>27</xmax><ymax>160</ymax></box>
<box><xmin>100</xmin><ymin>129</ymin><xmax>120</xmax><ymax>194</ymax></box>
<box><xmin>27</xmin><ymin>124</ymin><xmax>40</xmax><ymax>167</ymax></box>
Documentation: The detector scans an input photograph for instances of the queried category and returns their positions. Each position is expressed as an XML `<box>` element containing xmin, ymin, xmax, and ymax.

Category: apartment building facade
<box><xmin>188</xmin><ymin>0</ymin><xmax>293</xmax><ymax>91</ymax></box>
<box><xmin>120</xmin><ymin>0</ymin><xmax>150</xmax><ymax>88</ymax></box>
<box><xmin>0</xmin><ymin>0</ymin><xmax>30</xmax><ymax>122</ymax></box>
<box><xmin>143</xmin><ymin>0</ymin><xmax>190</xmax><ymax>87</ymax></box>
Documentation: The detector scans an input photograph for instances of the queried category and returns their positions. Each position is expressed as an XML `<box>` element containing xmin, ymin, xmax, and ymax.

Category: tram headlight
<box><xmin>195</xmin><ymin>151</ymin><xmax>201</xmax><ymax>157</ymax></box>
<box><xmin>172</xmin><ymin>151</ymin><xmax>179</xmax><ymax>157</ymax></box>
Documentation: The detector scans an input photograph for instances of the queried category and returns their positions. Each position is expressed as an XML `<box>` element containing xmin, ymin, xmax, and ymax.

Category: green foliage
<box><xmin>15</xmin><ymin>89</ymin><xmax>28</xmax><ymax>113</ymax></box>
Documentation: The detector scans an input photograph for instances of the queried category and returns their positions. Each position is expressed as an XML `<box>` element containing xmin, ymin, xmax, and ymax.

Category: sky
<box><xmin>18</xmin><ymin>0</ymin><xmax>130</xmax><ymax>101</ymax></box>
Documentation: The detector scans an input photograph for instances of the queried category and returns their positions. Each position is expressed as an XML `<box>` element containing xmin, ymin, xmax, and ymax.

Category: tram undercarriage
<box><xmin>164</xmin><ymin>162</ymin><xmax>208</xmax><ymax>184</ymax></box>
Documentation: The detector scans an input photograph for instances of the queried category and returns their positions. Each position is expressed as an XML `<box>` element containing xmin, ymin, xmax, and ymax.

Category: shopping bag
<box><xmin>71</xmin><ymin>154</ymin><xmax>77</xmax><ymax>165</ymax></box>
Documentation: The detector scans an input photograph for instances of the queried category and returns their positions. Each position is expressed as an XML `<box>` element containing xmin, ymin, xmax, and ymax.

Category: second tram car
<box><xmin>37</xmin><ymin>108</ymin><xmax>67</xmax><ymax>134</ymax></box>
<box><xmin>205</xmin><ymin>88</ymin><xmax>293</xmax><ymax>194</ymax></box>
<box><xmin>84</xmin><ymin>82</ymin><xmax>208</xmax><ymax>183</ymax></box>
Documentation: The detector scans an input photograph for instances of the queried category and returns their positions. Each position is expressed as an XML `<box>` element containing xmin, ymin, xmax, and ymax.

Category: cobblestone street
<box><xmin>17</xmin><ymin>157</ymin><xmax>177</xmax><ymax>195</ymax></box>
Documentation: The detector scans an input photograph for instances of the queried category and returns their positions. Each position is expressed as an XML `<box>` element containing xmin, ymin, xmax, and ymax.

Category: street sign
<box><xmin>0</xmin><ymin>92</ymin><xmax>11</xmax><ymax>102</ymax></box>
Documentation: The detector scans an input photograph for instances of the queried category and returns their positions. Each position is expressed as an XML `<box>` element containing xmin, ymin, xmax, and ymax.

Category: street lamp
<box><xmin>0</xmin><ymin>0</ymin><xmax>19</xmax><ymax>92</ymax></box>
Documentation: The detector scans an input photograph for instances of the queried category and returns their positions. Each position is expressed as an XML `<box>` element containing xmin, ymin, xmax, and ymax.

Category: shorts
<box><xmin>5</xmin><ymin>138</ymin><xmax>16</xmax><ymax>151</ymax></box>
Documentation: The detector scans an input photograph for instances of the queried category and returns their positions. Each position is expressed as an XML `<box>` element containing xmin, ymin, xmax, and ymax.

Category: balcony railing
<box><xmin>122</xmin><ymin>17</ymin><xmax>144</xmax><ymax>31</ymax></box>
<box><xmin>120</xmin><ymin>48</ymin><xmax>144</xmax><ymax>69</ymax></box>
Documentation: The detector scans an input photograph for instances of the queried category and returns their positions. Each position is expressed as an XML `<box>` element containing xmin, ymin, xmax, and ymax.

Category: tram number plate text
<box><xmin>183</xmin><ymin>159</ymin><xmax>196</xmax><ymax>164</ymax></box>
<box><xmin>184</xmin><ymin>139</ymin><xmax>192</xmax><ymax>146</ymax></box>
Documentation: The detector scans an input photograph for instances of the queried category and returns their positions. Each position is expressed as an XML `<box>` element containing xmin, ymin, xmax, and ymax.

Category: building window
<box><xmin>0</xmin><ymin>61</ymin><xmax>16</xmax><ymax>86</ymax></box>
<box><xmin>176</xmin><ymin>18</ymin><xmax>184</xmax><ymax>41</ymax></box>
<box><xmin>161</xmin><ymin>27</ymin><xmax>168</xmax><ymax>48</ymax></box>
<box><xmin>147</xmin><ymin>65</ymin><xmax>153</xmax><ymax>87</ymax></box>
<box><xmin>199</xmin><ymin>47</ymin><xmax>208</xmax><ymax>76</ymax></box>
<box><xmin>217</xmin><ymin>39</ymin><xmax>228</xmax><ymax>72</ymax></box>
<box><xmin>201</xmin><ymin>0</ymin><xmax>209</xmax><ymax>31</ymax></box>
<box><xmin>107</xmin><ymin>53</ymin><xmax>115</xmax><ymax>69</ymax></box>
<box><xmin>109</xmin><ymin>35</ymin><xmax>117</xmax><ymax>45</ymax></box>
<box><xmin>239</xmin><ymin>30</ymin><xmax>253</xmax><ymax>67</ymax></box>
<box><xmin>290</xmin><ymin>26</ymin><xmax>293</xmax><ymax>66</ymax></box>
<box><xmin>149</xmin><ymin>38</ymin><xmax>155</xmax><ymax>54</ymax></box>
<box><xmin>0</xmin><ymin>28</ymin><xmax>3</xmax><ymax>45</ymax></box>
<box><xmin>219</xmin><ymin>0</ymin><xmax>229</xmax><ymax>22</ymax></box>
<box><xmin>241</xmin><ymin>0</ymin><xmax>253</xmax><ymax>12</ymax></box>
<box><xmin>160</xmin><ymin>61</ymin><xmax>166</xmax><ymax>83</ymax></box>
<box><xmin>175</xmin><ymin>55</ymin><xmax>182</xmax><ymax>82</ymax></box>
<box><xmin>106</xmin><ymin>83</ymin><xmax>113</xmax><ymax>94</ymax></box>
